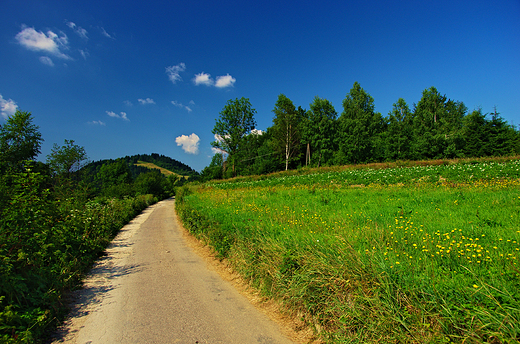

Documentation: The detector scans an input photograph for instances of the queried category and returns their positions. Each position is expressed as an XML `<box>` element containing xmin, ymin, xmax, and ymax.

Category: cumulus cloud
<box><xmin>211</xmin><ymin>134</ymin><xmax>229</xmax><ymax>155</ymax></box>
<box><xmin>193</xmin><ymin>72</ymin><xmax>213</xmax><ymax>86</ymax></box>
<box><xmin>89</xmin><ymin>120</ymin><xmax>106</xmax><ymax>126</ymax></box>
<box><xmin>39</xmin><ymin>56</ymin><xmax>54</xmax><ymax>66</ymax></box>
<box><xmin>15</xmin><ymin>26</ymin><xmax>71</xmax><ymax>60</ymax></box>
<box><xmin>166</xmin><ymin>63</ymin><xmax>186</xmax><ymax>84</ymax></box>
<box><xmin>106</xmin><ymin>110</ymin><xmax>129</xmax><ymax>121</ymax></box>
<box><xmin>138</xmin><ymin>98</ymin><xmax>155</xmax><ymax>105</ymax></box>
<box><xmin>66</xmin><ymin>21</ymin><xmax>88</xmax><ymax>40</ymax></box>
<box><xmin>215</xmin><ymin>74</ymin><xmax>236</xmax><ymax>88</ymax></box>
<box><xmin>1</xmin><ymin>94</ymin><xmax>18</xmax><ymax>119</ymax></box>
<box><xmin>175</xmin><ymin>133</ymin><xmax>200</xmax><ymax>154</ymax></box>
<box><xmin>193</xmin><ymin>72</ymin><xmax>236</xmax><ymax>88</ymax></box>
<box><xmin>171</xmin><ymin>100</ymin><xmax>192</xmax><ymax>112</ymax></box>
<box><xmin>251</xmin><ymin>128</ymin><xmax>264</xmax><ymax>135</ymax></box>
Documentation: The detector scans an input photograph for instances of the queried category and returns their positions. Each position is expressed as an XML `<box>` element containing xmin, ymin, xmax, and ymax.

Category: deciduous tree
<box><xmin>303</xmin><ymin>96</ymin><xmax>337</xmax><ymax>167</ymax></box>
<box><xmin>337</xmin><ymin>82</ymin><xmax>383</xmax><ymax>164</ymax></box>
<box><xmin>271</xmin><ymin>94</ymin><xmax>302</xmax><ymax>170</ymax></box>
<box><xmin>0</xmin><ymin>110</ymin><xmax>43</xmax><ymax>172</ymax></box>
<box><xmin>211</xmin><ymin>98</ymin><xmax>257</xmax><ymax>175</ymax></box>
<box><xmin>384</xmin><ymin>98</ymin><xmax>412</xmax><ymax>161</ymax></box>
<box><xmin>46</xmin><ymin>139</ymin><xmax>88</xmax><ymax>177</ymax></box>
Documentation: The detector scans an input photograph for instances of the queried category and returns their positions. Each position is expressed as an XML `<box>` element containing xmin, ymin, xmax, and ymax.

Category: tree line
<box><xmin>202</xmin><ymin>82</ymin><xmax>520</xmax><ymax>180</ymax></box>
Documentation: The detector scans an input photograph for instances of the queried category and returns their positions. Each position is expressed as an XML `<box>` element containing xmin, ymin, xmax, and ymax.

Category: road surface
<box><xmin>51</xmin><ymin>198</ymin><xmax>296</xmax><ymax>344</ymax></box>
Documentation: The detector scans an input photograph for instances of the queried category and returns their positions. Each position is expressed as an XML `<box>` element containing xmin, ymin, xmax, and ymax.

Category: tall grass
<box><xmin>177</xmin><ymin>158</ymin><xmax>520</xmax><ymax>343</ymax></box>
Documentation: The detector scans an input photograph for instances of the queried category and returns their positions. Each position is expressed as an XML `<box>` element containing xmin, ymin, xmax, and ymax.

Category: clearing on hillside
<box><xmin>135</xmin><ymin>161</ymin><xmax>189</xmax><ymax>178</ymax></box>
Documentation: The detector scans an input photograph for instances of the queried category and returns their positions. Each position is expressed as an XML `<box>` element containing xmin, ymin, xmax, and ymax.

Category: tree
<box><xmin>384</xmin><ymin>98</ymin><xmax>413</xmax><ymax>161</ymax></box>
<box><xmin>134</xmin><ymin>170</ymin><xmax>165</xmax><ymax>198</ymax></box>
<box><xmin>303</xmin><ymin>97</ymin><xmax>338</xmax><ymax>167</ymax></box>
<box><xmin>486</xmin><ymin>108</ymin><xmax>519</xmax><ymax>156</ymax></box>
<box><xmin>0</xmin><ymin>110</ymin><xmax>43</xmax><ymax>172</ymax></box>
<box><xmin>412</xmin><ymin>87</ymin><xmax>466</xmax><ymax>159</ymax></box>
<box><xmin>337</xmin><ymin>82</ymin><xmax>383</xmax><ymax>164</ymax></box>
<box><xmin>95</xmin><ymin>159</ymin><xmax>133</xmax><ymax>197</ymax></box>
<box><xmin>201</xmin><ymin>153</ymin><xmax>224</xmax><ymax>181</ymax></box>
<box><xmin>461</xmin><ymin>108</ymin><xmax>489</xmax><ymax>157</ymax></box>
<box><xmin>271</xmin><ymin>94</ymin><xmax>302</xmax><ymax>171</ymax></box>
<box><xmin>211</xmin><ymin>98</ymin><xmax>257</xmax><ymax>175</ymax></box>
<box><xmin>46</xmin><ymin>139</ymin><xmax>88</xmax><ymax>177</ymax></box>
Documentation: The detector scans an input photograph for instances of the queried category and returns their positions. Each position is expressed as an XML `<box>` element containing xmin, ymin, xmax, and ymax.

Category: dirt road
<box><xmin>52</xmin><ymin>198</ymin><xmax>295</xmax><ymax>344</ymax></box>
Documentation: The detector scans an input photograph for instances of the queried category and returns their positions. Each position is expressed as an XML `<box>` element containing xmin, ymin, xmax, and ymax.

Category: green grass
<box><xmin>135</xmin><ymin>160</ymin><xmax>187</xmax><ymax>177</ymax></box>
<box><xmin>176</xmin><ymin>158</ymin><xmax>520</xmax><ymax>343</ymax></box>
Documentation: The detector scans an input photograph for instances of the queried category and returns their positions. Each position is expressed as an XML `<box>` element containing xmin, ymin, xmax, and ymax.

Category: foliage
<box><xmin>0</xmin><ymin>110</ymin><xmax>43</xmax><ymax>173</ymax></box>
<box><xmin>0</xmin><ymin>111</ymin><xmax>189</xmax><ymax>343</ymax></box>
<box><xmin>411</xmin><ymin>86</ymin><xmax>467</xmax><ymax>159</ymax></box>
<box><xmin>94</xmin><ymin>159</ymin><xmax>134</xmax><ymax>198</ymax></box>
<box><xmin>201</xmin><ymin>84</ymin><xmax>519</xmax><ymax>181</ymax></box>
<box><xmin>134</xmin><ymin>169</ymin><xmax>166</xmax><ymax>198</ymax></box>
<box><xmin>200</xmin><ymin>152</ymin><xmax>224</xmax><ymax>181</ymax></box>
<box><xmin>46</xmin><ymin>139</ymin><xmax>88</xmax><ymax>177</ymax></box>
<box><xmin>271</xmin><ymin>94</ymin><xmax>302</xmax><ymax>171</ymax></box>
<box><xmin>337</xmin><ymin>82</ymin><xmax>384</xmax><ymax>164</ymax></box>
<box><xmin>0</xmin><ymin>168</ymin><xmax>156</xmax><ymax>343</ymax></box>
<box><xmin>383</xmin><ymin>98</ymin><xmax>413</xmax><ymax>161</ymax></box>
<box><xmin>302</xmin><ymin>97</ymin><xmax>338</xmax><ymax>167</ymax></box>
<box><xmin>177</xmin><ymin>158</ymin><xmax>520</xmax><ymax>342</ymax></box>
<box><xmin>211</xmin><ymin>97</ymin><xmax>257</xmax><ymax>175</ymax></box>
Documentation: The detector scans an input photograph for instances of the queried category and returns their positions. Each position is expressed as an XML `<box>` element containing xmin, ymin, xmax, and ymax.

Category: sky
<box><xmin>1</xmin><ymin>0</ymin><xmax>519</xmax><ymax>172</ymax></box>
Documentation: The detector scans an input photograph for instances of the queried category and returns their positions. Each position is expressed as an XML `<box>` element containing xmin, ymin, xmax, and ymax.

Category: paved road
<box><xmin>52</xmin><ymin>198</ymin><xmax>294</xmax><ymax>344</ymax></box>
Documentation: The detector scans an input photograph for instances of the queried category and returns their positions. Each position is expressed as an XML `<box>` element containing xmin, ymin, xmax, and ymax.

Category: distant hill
<box><xmin>81</xmin><ymin>153</ymin><xmax>199</xmax><ymax>180</ymax></box>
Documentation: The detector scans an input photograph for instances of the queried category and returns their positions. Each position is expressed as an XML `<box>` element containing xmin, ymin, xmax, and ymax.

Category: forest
<box><xmin>202</xmin><ymin>83</ymin><xmax>520</xmax><ymax>180</ymax></box>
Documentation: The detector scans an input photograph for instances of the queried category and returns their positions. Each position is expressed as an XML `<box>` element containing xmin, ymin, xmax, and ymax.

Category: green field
<box><xmin>177</xmin><ymin>158</ymin><xmax>520</xmax><ymax>343</ymax></box>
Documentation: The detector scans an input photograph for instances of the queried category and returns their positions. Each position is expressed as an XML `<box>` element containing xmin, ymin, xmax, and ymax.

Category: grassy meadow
<box><xmin>176</xmin><ymin>158</ymin><xmax>520</xmax><ymax>343</ymax></box>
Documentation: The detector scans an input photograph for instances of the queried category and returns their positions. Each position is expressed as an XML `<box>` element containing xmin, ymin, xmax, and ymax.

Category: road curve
<box><xmin>52</xmin><ymin>198</ymin><xmax>295</xmax><ymax>344</ymax></box>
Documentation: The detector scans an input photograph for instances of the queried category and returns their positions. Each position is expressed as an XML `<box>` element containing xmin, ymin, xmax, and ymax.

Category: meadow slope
<box><xmin>177</xmin><ymin>157</ymin><xmax>520</xmax><ymax>343</ymax></box>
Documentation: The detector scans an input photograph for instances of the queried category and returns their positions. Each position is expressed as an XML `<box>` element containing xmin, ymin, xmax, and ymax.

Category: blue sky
<box><xmin>1</xmin><ymin>0</ymin><xmax>519</xmax><ymax>172</ymax></box>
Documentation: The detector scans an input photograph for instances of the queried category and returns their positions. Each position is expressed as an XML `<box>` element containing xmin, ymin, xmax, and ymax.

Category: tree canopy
<box><xmin>0</xmin><ymin>110</ymin><xmax>43</xmax><ymax>172</ymax></box>
<box><xmin>211</xmin><ymin>97</ymin><xmax>257</xmax><ymax>175</ymax></box>
<box><xmin>204</xmin><ymin>83</ymin><xmax>519</xmax><ymax>181</ymax></box>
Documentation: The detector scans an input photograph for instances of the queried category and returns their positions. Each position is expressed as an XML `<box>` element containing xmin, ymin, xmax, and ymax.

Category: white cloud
<box><xmin>0</xmin><ymin>94</ymin><xmax>18</xmax><ymax>119</ymax></box>
<box><xmin>215</xmin><ymin>74</ymin><xmax>236</xmax><ymax>88</ymax></box>
<box><xmin>193</xmin><ymin>72</ymin><xmax>236</xmax><ymax>88</ymax></box>
<box><xmin>124</xmin><ymin>100</ymin><xmax>133</xmax><ymax>106</ymax></box>
<box><xmin>211</xmin><ymin>134</ymin><xmax>230</xmax><ymax>155</ymax></box>
<box><xmin>79</xmin><ymin>49</ymin><xmax>89</xmax><ymax>60</ymax></box>
<box><xmin>106</xmin><ymin>110</ymin><xmax>129</xmax><ymax>121</ymax></box>
<box><xmin>89</xmin><ymin>120</ymin><xmax>106</xmax><ymax>126</ymax></box>
<box><xmin>193</xmin><ymin>72</ymin><xmax>213</xmax><ymax>86</ymax></box>
<box><xmin>251</xmin><ymin>128</ymin><xmax>264</xmax><ymax>135</ymax></box>
<box><xmin>15</xmin><ymin>26</ymin><xmax>71</xmax><ymax>60</ymax></box>
<box><xmin>138</xmin><ymin>98</ymin><xmax>155</xmax><ymax>105</ymax></box>
<box><xmin>166</xmin><ymin>63</ymin><xmax>186</xmax><ymax>84</ymax></box>
<box><xmin>66</xmin><ymin>21</ymin><xmax>88</xmax><ymax>40</ymax></box>
<box><xmin>100</xmin><ymin>27</ymin><xmax>114</xmax><ymax>39</ymax></box>
<box><xmin>171</xmin><ymin>100</ymin><xmax>192</xmax><ymax>112</ymax></box>
<box><xmin>211</xmin><ymin>147</ymin><xmax>228</xmax><ymax>155</ymax></box>
<box><xmin>175</xmin><ymin>133</ymin><xmax>200</xmax><ymax>154</ymax></box>
<box><xmin>39</xmin><ymin>56</ymin><xmax>54</xmax><ymax>66</ymax></box>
